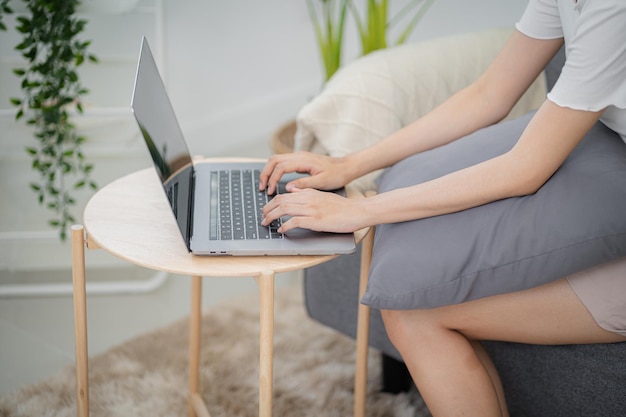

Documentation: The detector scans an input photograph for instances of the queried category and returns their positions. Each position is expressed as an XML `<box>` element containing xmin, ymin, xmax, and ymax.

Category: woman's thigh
<box><xmin>366</xmin><ymin>116</ymin><xmax>626</xmax><ymax>312</ymax></box>
<box><xmin>389</xmin><ymin>277</ymin><xmax>626</xmax><ymax>345</ymax></box>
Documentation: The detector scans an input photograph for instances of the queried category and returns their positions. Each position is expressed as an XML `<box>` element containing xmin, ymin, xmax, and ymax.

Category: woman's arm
<box><xmin>260</xmin><ymin>31</ymin><xmax>563</xmax><ymax>194</ymax></box>
<box><xmin>263</xmin><ymin>100</ymin><xmax>603</xmax><ymax>233</ymax></box>
<box><xmin>345</xmin><ymin>31</ymin><xmax>564</xmax><ymax>178</ymax></box>
<box><xmin>357</xmin><ymin>100</ymin><xmax>604</xmax><ymax>226</ymax></box>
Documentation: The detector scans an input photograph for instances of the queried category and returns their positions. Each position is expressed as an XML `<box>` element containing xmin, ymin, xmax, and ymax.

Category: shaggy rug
<box><xmin>0</xmin><ymin>287</ymin><xmax>430</xmax><ymax>417</ymax></box>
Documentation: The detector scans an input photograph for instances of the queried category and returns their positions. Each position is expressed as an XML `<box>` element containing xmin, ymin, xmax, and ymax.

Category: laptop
<box><xmin>130</xmin><ymin>37</ymin><xmax>356</xmax><ymax>256</ymax></box>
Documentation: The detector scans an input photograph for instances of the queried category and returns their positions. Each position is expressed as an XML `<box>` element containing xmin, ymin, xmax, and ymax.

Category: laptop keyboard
<box><xmin>210</xmin><ymin>169</ymin><xmax>283</xmax><ymax>240</ymax></box>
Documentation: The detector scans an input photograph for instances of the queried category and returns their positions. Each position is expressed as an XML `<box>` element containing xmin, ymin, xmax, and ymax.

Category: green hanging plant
<box><xmin>1</xmin><ymin>0</ymin><xmax>99</xmax><ymax>241</ymax></box>
<box><xmin>0</xmin><ymin>0</ymin><xmax>11</xmax><ymax>31</ymax></box>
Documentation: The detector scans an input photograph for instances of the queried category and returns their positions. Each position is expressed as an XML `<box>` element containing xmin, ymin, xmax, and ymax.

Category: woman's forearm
<box><xmin>359</xmin><ymin>152</ymin><xmax>521</xmax><ymax>226</ymax></box>
<box><xmin>344</xmin><ymin>32</ymin><xmax>564</xmax><ymax>184</ymax></box>
<box><xmin>345</xmin><ymin>80</ymin><xmax>511</xmax><ymax>182</ymax></box>
<box><xmin>356</xmin><ymin>101</ymin><xmax>603</xmax><ymax>227</ymax></box>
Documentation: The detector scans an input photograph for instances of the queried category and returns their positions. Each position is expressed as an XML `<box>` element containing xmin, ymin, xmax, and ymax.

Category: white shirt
<box><xmin>516</xmin><ymin>0</ymin><xmax>626</xmax><ymax>142</ymax></box>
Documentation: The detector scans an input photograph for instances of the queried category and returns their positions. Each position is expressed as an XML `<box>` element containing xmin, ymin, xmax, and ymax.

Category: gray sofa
<box><xmin>304</xmin><ymin>245</ymin><xmax>626</xmax><ymax>416</ymax></box>
<box><xmin>302</xmin><ymin>43</ymin><xmax>626</xmax><ymax>417</ymax></box>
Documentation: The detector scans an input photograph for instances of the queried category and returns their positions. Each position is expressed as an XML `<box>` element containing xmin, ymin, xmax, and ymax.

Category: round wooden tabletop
<box><xmin>83</xmin><ymin>161</ymin><xmax>366</xmax><ymax>277</ymax></box>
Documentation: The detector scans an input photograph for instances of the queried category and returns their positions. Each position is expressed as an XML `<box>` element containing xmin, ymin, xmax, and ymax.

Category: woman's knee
<box><xmin>381</xmin><ymin>308</ymin><xmax>441</xmax><ymax>348</ymax></box>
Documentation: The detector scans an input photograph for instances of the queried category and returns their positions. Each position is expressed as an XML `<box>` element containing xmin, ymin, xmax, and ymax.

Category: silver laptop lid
<box><xmin>131</xmin><ymin>37</ymin><xmax>194</xmax><ymax>248</ymax></box>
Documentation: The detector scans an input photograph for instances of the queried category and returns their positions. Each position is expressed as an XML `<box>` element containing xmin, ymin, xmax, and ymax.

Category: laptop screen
<box><xmin>131</xmin><ymin>37</ymin><xmax>194</xmax><ymax>248</ymax></box>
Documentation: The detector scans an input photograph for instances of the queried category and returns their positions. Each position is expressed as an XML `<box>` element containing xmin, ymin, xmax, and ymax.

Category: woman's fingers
<box><xmin>259</xmin><ymin>152</ymin><xmax>310</xmax><ymax>193</ymax></box>
<box><xmin>259</xmin><ymin>151</ymin><xmax>346</xmax><ymax>194</ymax></box>
<box><xmin>262</xmin><ymin>188</ymin><xmax>361</xmax><ymax>234</ymax></box>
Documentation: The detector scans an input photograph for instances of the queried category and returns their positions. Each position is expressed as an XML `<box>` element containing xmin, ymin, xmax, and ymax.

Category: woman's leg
<box><xmin>381</xmin><ymin>278</ymin><xmax>625</xmax><ymax>417</ymax></box>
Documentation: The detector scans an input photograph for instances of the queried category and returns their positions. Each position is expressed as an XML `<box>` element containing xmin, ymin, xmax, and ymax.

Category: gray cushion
<box><xmin>362</xmin><ymin>112</ymin><xmax>626</xmax><ymax>310</ymax></box>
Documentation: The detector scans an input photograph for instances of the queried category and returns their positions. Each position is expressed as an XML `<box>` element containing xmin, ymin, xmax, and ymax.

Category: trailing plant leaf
<box><xmin>10</xmin><ymin>0</ymin><xmax>99</xmax><ymax>241</ymax></box>
<box><xmin>349</xmin><ymin>0</ymin><xmax>434</xmax><ymax>55</ymax></box>
<box><xmin>307</xmin><ymin>1</ymin><xmax>434</xmax><ymax>81</ymax></box>
<box><xmin>307</xmin><ymin>0</ymin><xmax>349</xmax><ymax>81</ymax></box>
<box><xmin>0</xmin><ymin>0</ymin><xmax>12</xmax><ymax>31</ymax></box>
<box><xmin>393</xmin><ymin>0</ymin><xmax>434</xmax><ymax>45</ymax></box>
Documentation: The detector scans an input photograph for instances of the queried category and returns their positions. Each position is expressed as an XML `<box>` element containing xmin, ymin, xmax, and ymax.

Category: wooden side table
<box><xmin>71</xmin><ymin>160</ymin><xmax>373</xmax><ymax>417</ymax></box>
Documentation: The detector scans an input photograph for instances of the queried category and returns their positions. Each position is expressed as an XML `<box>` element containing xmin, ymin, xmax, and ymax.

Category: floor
<box><xmin>0</xmin><ymin>264</ymin><xmax>301</xmax><ymax>395</ymax></box>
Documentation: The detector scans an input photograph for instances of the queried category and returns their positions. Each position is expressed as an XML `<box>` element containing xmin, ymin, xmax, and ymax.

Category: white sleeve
<box><xmin>515</xmin><ymin>0</ymin><xmax>563</xmax><ymax>40</ymax></box>
<box><xmin>548</xmin><ymin>0</ymin><xmax>626</xmax><ymax>111</ymax></box>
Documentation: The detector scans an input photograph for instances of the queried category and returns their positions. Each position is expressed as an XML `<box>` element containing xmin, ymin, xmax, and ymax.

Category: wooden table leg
<box><xmin>256</xmin><ymin>270</ymin><xmax>275</xmax><ymax>417</ymax></box>
<box><xmin>354</xmin><ymin>227</ymin><xmax>375</xmax><ymax>417</ymax></box>
<box><xmin>71</xmin><ymin>225</ymin><xmax>89</xmax><ymax>417</ymax></box>
<box><xmin>188</xmin><ymin>275</ymin><xmax>203</xmax><ymax>417</ymax></box>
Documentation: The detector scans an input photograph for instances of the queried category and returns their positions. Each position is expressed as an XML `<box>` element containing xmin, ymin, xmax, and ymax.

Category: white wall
<box><xmin>0</xmin><ymin>0</ymin><xmax>528</xmax><ymax>273</ymax></box>
<box><xmin>0</xmin><ymin>0</ymin><xmax>530</xmax><ymax>395</ymax></box>
<box><xmin>164</xmin><ymin>0</ymin><xmax>529</xmax><ymax>157</ymax></box>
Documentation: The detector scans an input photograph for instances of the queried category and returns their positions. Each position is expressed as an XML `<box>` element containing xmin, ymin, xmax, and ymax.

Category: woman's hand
<box><xmin>261</xmin><ymin>187</ymin><xmax>365</xmax><ymax>234</ymax></box>
<box><xmin>258</xmin><ymin>151</ymin><xmax>354</xmax><ymax>195</ymax></box>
